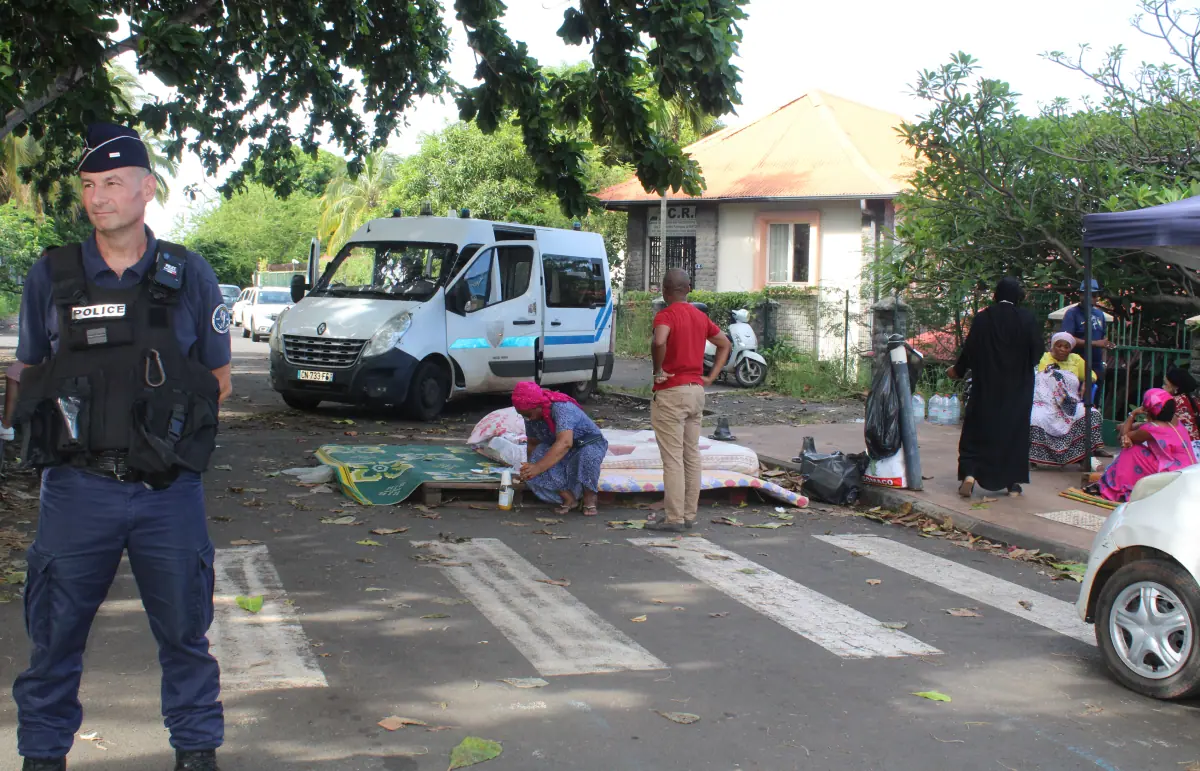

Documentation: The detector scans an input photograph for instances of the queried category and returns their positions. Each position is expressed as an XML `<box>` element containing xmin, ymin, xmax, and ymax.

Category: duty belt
<box><xmin>83</xmin><ymin>451</ymin><xmax>131</xmax><ymax>481</ymax></box>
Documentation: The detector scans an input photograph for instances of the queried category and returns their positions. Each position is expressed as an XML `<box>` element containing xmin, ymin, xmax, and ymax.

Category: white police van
<box><xmin>268</xmin><ymin>210</ymin><xmax>615</xmax><ymax>420</ymax></box>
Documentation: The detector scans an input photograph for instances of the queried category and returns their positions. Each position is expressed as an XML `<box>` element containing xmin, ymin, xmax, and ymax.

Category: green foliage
<box><xmin>3</xmin><ymin>0</ymin><xmax>747</xmax><ymax>217</ymax></box>
<box><xmin>613</xmin><ymin>301</ymin><xmax>656</xmax><ymax>357</ymax></box>
<box><xmin>387</xmin><ymin>120</ymin><xmax>628</xmax><ymax>265</ymax></box>
<box><xmin>182</xmin><ymin>184</ymin><xmax>320</xmax><ymax>286</ymax></box>
<box><xmin>893</xmin><ymin>25</ymin><xmax>1200</xmax><ymax>322</ymax></box>
<box><xmin>0</xmin><ymin>202</ymin><xmax>88</xmax><ymax>297</ymax></box>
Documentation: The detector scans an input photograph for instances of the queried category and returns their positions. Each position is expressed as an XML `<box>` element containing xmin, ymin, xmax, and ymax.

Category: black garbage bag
<box><xmin>865</xmin><ymin>360</ymin><xmax>902</xmax><ymax>459</ymax></box>
<box><xmin>796</xmin><ymin>445</ymin><xmax>868</xmax><ymax>506</ymax></box>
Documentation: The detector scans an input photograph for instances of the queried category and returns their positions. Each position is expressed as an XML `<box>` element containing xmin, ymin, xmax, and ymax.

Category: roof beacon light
<box><xmin>391</xmin><ymin>208</ymin><xmax>403</xmax><ymax>218</ymax></box>
<box><xmin>460</xmin><ymin>207</ymin><xmax>471</xmax><ymax>219</ymax></box>
<box><xmin>420</xmin><ymin>201</ymin><xmax>433</xmax><ymax>216</ymax></box>
<box><xmin>572</xmin><ymin>220</ymin><xmax>582</xmax><ymax>231</ymax></box>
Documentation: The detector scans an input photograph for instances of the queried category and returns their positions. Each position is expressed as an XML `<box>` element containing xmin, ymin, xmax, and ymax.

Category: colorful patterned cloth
<box><xmin>315</xmin><ymin>444</ymin><xmax>506</xmax><ymax>505</ymax></box>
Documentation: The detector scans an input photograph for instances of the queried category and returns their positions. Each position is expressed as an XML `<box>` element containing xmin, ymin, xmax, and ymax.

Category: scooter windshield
<box><xmin>311</xmin><ymin>241</ymin><xmax>459</xmax><ymax>300</ymax></box>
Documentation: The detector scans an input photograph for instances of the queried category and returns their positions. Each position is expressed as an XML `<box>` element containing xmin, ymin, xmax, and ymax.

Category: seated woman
<box><xmin>1030</xmin><ymin>332</ymin><xmax>1102</xmax><ymax>467</ymax></box>
<box><xmin>512</xmin><ymin>381</ymin><xmax>609</xmax><ymax>516</ymax></box>
<box><xmin>1090</xmin><ymin>388</ymin><xmax>1197</xmax><ymax>502</ymax></box>
<box><xmin>1164</xmin><ymin>367</ymin><xmax>1200</xmax><ymax>457</ymax></box>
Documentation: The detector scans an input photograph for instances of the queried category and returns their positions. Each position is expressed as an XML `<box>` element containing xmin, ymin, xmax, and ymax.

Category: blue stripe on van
<box><xmin>499</xmin><ymin>336</ymin><xmax>537</xmax><ymax>348</ymax></box>
<box><xmin>449</xmin><ymin>337</ymin><xmax>491</xmax><ymax>349</ymax></box>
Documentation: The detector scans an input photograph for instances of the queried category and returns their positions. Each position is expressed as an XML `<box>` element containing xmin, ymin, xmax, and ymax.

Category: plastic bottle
<box><xmin>911</xmin><ymin>393</ymin><xmax>926</xmax><ymax>422</ymax></box>
<box><xmin>947</xmin><ymin>394</ymin><xmax>961</xmax><ymax>424</ymax></box>
<box><xmin>498</xmin><ymin>469</ymin><xmax>514</xmax><ymax>511</ymax></box>
<box><xmin>927</xmin><ymin>394</ymin><xmax>943</xmax><ymax>425</ymax></box>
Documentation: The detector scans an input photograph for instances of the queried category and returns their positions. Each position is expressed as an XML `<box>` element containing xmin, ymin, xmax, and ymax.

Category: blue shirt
<box><xmin>16</xmin><ymin>228</ymin><xmax>232</xmax><ymax>369</ymax></box>
<box><xmin>1061</xmin><ymin>304</ymin><xmax>1107</xmax><ymax>370</ymax></box>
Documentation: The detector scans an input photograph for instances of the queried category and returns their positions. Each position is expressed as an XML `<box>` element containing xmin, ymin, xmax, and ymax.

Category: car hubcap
<box><xmin>1109</xmin><ymin>581</ymin><xmax>1193</xmax><ymax>680</ymax></box>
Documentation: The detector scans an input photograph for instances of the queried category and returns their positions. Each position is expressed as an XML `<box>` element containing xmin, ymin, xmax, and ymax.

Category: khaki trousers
<box><xmin>650</xmin><ymin>384</ymin><xmax>706</xmax><ymax>525</ymax></box>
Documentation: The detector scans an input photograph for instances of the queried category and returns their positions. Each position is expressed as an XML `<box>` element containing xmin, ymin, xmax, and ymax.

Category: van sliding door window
<box><xmin>543</xmin><ymin>256</ymin><xmax>606</xmax><ymax>308</ymax></box>
<box><xmin>497</xmin><ymin>247</ymin><xmax>533</xmax><ymax>302</ymax></box>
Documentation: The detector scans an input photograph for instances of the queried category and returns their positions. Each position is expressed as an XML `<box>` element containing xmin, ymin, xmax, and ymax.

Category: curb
<box><xmin>758</xmin><ymin>455</ymin><xmax>1091</xmax><ymax>563</ymax></box>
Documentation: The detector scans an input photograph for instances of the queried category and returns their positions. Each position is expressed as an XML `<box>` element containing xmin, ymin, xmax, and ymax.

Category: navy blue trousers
<box><xmin>14</xmin><ymin>467</ymin><xmax>223</xmax><ymax>758</ymax></box>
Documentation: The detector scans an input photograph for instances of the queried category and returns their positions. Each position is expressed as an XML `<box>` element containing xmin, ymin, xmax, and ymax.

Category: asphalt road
<box><xmin>0</xmin><ymin>338</ymin><xmax>1196</xmax><ymax>771</ymax></box>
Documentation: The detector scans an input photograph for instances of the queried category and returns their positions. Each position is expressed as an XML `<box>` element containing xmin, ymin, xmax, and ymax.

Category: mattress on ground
<box><xmin>599</xmin><ymin>469</ymin><xmax>807</xmax><ymax>508</ymax></box>
<box><xmin>474</xmin><ymin>429</ymin><xmax>759</xmax><ymax>475</ymax></box>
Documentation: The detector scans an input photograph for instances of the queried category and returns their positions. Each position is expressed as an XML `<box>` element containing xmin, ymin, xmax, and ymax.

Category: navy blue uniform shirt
<box><xmin>16</xmin><ymin>228</ymin><xmax>232</xmax><ymax>369</ymax></box>
<box><xmin>1061</xmin><ymin>303</ymin><xmax>1107</xmax><ymax>372</ymax></box>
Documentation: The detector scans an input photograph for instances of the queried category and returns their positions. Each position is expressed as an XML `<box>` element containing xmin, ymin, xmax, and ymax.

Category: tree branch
<box><xmin>1</xmin><ymin>0</ymin><xmax>221</xmax><ymax>141</ymax></box>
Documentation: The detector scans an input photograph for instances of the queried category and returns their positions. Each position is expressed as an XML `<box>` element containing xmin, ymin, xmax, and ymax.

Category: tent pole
<box><xmin>1082</xmin><ymin>246</ymin><xmax>1094</xmax><ymax>477</ymax></box>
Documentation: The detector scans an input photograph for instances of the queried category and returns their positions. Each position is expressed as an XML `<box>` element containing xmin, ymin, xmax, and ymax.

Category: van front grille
<box><xmin>283</xmin><ymin>335</ymin><xmax>366</xmax><ymax>369</ymax></box>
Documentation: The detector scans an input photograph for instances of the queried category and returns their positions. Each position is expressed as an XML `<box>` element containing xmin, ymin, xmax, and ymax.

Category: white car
<box><xmin>1077</xmin><ymin>466</ymin><xmax>1200</xmax><ymax>699</ymax></box>
<box><xmin>235</xmin><ymin>287</ymin><xmax>292</xmax><ymax>342</ymax></box>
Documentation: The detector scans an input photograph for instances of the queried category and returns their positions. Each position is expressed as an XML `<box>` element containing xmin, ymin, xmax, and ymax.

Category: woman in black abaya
<box><xmin>948</xmin><ymin>277</ymin><xmax>1043</xmax><ymax>496</ymax></box>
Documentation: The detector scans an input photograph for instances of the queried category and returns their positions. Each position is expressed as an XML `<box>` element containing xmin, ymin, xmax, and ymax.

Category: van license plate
<box><xmin>298</xmin><ymin>369</ymin><xmax>333</xmax><ymax>383</ymax></box>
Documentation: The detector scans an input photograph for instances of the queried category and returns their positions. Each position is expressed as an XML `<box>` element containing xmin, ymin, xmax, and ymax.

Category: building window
<box><xmin>767</xmin><ymin>223</ymin><xmax>811</xmax><ymax>284</ymax></box>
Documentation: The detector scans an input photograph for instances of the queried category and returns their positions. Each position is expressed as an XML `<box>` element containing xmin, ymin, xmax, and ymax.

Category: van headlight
<box><xmin>269</xmin><ymin>308</ymin><xmax>286</xmax><ymax>353</ymax></box>
<box><xmin>362</xmin><ymin>312</ymin><xmax>413</xmax><ymax>357</ymax></box>
<box><xmin>1128</xmin><ymin>471</ymin><xmax>1181</xmax><ymax>503</ymax></box>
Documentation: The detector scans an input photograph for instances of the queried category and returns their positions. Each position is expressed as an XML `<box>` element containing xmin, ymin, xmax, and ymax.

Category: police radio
<box><xmin>150</xmin><ymin>248</ymin><xmax>186</xmax><ymax>301</ymax></box>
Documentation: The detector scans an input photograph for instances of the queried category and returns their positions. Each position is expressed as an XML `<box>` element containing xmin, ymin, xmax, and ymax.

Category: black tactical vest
<box><xmin>15</xmin><ymin>241</ymin><xmax>221</xmax><ymax>486</ymax></box>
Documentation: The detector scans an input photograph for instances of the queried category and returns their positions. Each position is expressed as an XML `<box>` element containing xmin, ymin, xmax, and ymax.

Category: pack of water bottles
<box><xmin>926</xmin><ymin>393</ymin><xmax>961</xmax><ymax>425</ymax></box>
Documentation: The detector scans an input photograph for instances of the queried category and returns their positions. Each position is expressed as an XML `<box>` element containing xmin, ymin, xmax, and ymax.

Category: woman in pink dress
<box><xmin>1093</xmin><ymin>388</ymin><xmax>1198</xmax><ymax>502</ymax></box>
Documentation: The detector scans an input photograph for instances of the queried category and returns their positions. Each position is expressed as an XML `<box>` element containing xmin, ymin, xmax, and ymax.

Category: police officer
<box><xmin>11</xmin><ymin>123</ymin><xmax>232</xmax><ymax>771</ymax></box>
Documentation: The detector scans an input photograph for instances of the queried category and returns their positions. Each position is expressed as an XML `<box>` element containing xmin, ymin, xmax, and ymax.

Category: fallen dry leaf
<box><xmin>500</xmin><ymin>677</ymin><xmax>549</xmax><ymax>689</ymax></box>
<box><xmin>500</xmin><ymin>521</ymin><xmax>526</xmax><ymax>526</ymax></box>
<box><xmin>881</xmin><ymin>621</ymin><xmax>909</xmax><ymax>630</ymax></box>
<box><xmin>421</xmin><ymin>613</ymin><xmax>450</xmax><ymax>619</ymax></box>
<box><xmin>356</xmin><ymin>539</ymin><xmax>384</xmax><ymax>547</ymax></box>
<box><xmin>535</xmin><ymin>578</ymin><xmax>570</xmax><ymax>588</ymax></box>
<box><xmin>1018</xmin><ymin>600</ymin><xmax>1034</xmax><ymax>611</ymax></box>
<box><xmin>378</xmin><ymin>716</ymin><xmax>427</xmax><ymax>731</ymax></box>
<box><xmin>532</xmin><ymin>529</ymin><xmax>555</xmax><ymax>536</ymax></box>
<box><xmin>704</xmin><ymin>553</ymin><xmax>731</xmax><ymax>561</ymax></box>
<box><xmin>866</xmin><ymin>579</ymin><xmax>882</xmax><ymax>586</ymax></box>
<box><xmin>536</xmin><ymin>518</ymin><xmax>564</xmax><ymax>525</ymax></box>
<box><xmin>709</xmin><ymin>612</ymin><xmax>729</xmax><ymax>618</ymax></box>
<box><xmin>468</xmin><ymin>504</ymin><xmax>493</xmax><ymax>511</ymax></box>
<box><xmin>229</xmin><ymin>539</ymin><xmax>260</xmax><ymax>546</ymax></box>
<box><xmin>945</xmin><ymin>608</ymin><xmax>981</xmax><ymax>618</ymax></box>
<box><xmin>371</xmin><ymin>527</ymin><xmax>409</xmax><ymax>535</ymax></box>
<box><xmin>654</xmin><ymin>710</ymin><xmax>700</xmax><ymax>724</ymax></box>
<box><xmin>630</xmin><ymin>615</ymin><xmax>648</xmax><ymax>623</ymax></box>
<box><xmin>321</xmin><ymin>515</ymin><xmax>359</xmax><ymax>525</ymax></box>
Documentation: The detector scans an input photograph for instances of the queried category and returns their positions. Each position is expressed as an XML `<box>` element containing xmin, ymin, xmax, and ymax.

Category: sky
<box><xmin>134</xmin><ymin>0</ymin><xmax>1172</xmax><ymax>235</ymax></box>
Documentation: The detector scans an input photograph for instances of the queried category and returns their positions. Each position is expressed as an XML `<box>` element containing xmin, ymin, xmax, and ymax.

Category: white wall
<box><xmin>715</xmin><ymin>199</ymin><xmax>870</xmax><ymax>368</ymax></box>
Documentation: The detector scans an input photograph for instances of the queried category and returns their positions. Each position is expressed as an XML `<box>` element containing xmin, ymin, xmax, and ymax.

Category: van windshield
<box><xmin>312</xmin><ymin>241</ymin><xmax>458</xmax><ymax>300</ymax></box>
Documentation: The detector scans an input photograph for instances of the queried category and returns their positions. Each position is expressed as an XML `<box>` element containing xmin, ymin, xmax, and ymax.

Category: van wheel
<box><xmin>566</xmin><ymin>369</ymin><xmax>597</xmax><ymax>403</ymax></box>
<box><xmin>242</xmin><ymin>325</ymin><xmax>250</xmax><ymax>339</ymax></box>
<box><xmin>282</xmin><ymin>393</ymin><xmax>322</xmax><ymax>411</ymax></box>
<box><xmin>1095</xmin><ymin>559</ymin><xmax>1200</xmax><ymax>700</ymax></box>
<box><xmin>405</xmin><ymin>360</ymin><xmax>449</xmax><ymax>421</ymax></box>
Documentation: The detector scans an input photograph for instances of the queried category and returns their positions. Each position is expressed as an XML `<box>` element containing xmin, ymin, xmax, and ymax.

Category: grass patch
<box><xmin>601</xmin><ymin>383</ymin><xmax>653</xmax><ymax>399</ymax></box>
<box><xmin>0</xmin><ymin>292</ymin><xmax>19</xmax><ymax>319</ymax></box>
<box><xmin>614</xmin><ymin>301</ymin><xmax>654</xmax><ymax>357</ymax></box>
<box><xmin>766</xmin><ymin>355</ymin><xmax>861</xmax><ymax>402</ymax></box>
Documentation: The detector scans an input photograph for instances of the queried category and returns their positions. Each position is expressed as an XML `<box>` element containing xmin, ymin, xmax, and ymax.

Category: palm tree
<box><xmin>318</xmin><ymin>149</ymin><xmax>397</xmax><ymax>252</ymax></box>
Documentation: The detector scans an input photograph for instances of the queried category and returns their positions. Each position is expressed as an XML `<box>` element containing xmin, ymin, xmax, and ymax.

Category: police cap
<box><xmin>77</xmin><ymin>122</ymin><xmax>151</xmax><ymax>174</ymax></box>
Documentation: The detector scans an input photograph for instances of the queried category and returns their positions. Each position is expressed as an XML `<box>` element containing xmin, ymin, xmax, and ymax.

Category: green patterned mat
<box><xmin>315</xmin><ymin>444</ymin><xmax>509</xmax><ymax>505</ymax></box>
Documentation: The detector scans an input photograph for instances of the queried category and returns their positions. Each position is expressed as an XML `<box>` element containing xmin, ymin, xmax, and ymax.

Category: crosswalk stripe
<box><xmin>630</xmin><ymin>536</ymin><xmax>942</xmax><ymax>659</ymax></box>
<box><xmin>815</xmin><ymin>534</ymin><xmax>1095</xmax><ymax>646</ymax></box>
<box><xmin>208</xmin><ymin>545</ymin><xmax>329</xmax><ymax>691</ymax></box>
<box><xmin>414</xmin><ymin>538</ymin><xmax>668</xmax><ymax>676</ymax></box>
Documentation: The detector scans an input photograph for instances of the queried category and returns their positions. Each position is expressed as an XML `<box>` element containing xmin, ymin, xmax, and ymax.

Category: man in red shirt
<box><xmin>647</xmin><ymin>269</ymin><xmax>731</xmax><ymax>532</ymax></box>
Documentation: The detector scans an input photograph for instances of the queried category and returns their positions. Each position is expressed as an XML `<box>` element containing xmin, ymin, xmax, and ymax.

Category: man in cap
<box><xmin>1061</xmin><ymin>279</ymin><xmax>1115</xmax><ymax>390</ymax></box>
<box><xmin>11</xmin><ymin>123</ymin><xmax>231</xmax><ymax>771</ymax></box>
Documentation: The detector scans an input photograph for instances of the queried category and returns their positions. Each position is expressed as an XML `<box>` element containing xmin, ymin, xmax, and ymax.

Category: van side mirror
<box><xmin>290</xmin><ymin>274</ymin><xmax>309</xmax><ymax>304</ymax></box>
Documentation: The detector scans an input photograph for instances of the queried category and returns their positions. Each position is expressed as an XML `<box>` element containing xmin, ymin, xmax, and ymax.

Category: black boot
<box><xmin>23</xmin><ymin>759</ymin><xmax>66</xmax><ymax>771</ymax></box>
<box><xmin>175</xmin><ymin>750</ymin><xmax>219</xmax><ymax>771</ymax></box>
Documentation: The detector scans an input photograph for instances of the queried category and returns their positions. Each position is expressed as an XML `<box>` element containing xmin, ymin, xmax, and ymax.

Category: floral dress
<box><xmin>1098</xmin><ymin>420</ymin><xmax>1197</xmax><ymax>502</ymax></box>
<box><xmin>524</xmin><ymin>402</ymin><xmax>609</xmax><ymax>504</ymax></box>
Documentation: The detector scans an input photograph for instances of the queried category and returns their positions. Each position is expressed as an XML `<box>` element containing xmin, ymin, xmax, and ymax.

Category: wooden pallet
<box><xmin>421</xmin><ymin>480</ymin><xmax>527</xmax><ymax>507</ymax></box>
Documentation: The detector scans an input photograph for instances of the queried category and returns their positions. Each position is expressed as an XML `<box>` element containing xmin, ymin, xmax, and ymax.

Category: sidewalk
<box><xmin>729</xmin><ymin>421</ymin><xmax>1105</xmax><ymax>562</ymax></box>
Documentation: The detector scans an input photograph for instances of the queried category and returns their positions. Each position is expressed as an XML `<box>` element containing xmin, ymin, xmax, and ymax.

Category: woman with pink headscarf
<box><xmin>1090</xmin><ymin>388</ymin><xmax>1198</xmax><ymax>502</ymax></box>
<box><xmin>512</xmin><ymin>381</ymin><xmax>609</xmax><ymax>516</ymax></box>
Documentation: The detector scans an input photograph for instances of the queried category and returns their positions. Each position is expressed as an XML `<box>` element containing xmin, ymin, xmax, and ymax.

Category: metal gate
<box><xmin>648</xmin><ymin>236</ymin><xmax>696</xmax><ymax>289</ymax></box>
<box><xmin>1101</xmin><ymin>344</ymin><xmax>1191</xmax><ymax>444</ymax></box>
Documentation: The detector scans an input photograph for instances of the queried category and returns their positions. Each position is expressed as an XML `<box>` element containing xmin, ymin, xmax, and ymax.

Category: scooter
<box><xmin>705</xmin><ymin>308</ymin><xmax>769</xmax><ymax>387</ymax></box>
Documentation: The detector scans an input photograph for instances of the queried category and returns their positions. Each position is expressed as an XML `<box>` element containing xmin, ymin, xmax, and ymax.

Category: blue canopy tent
<box><xmin>1078</xmin><ymin>196</ymin><xmax>1200</xmax><ymax>470</ymax></box>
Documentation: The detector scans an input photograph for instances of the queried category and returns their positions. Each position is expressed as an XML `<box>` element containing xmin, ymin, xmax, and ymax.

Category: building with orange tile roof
<box><xmin>598</xmin><ymin>90</ymin><xmax>911</xmax><ymax>363</ymax></box>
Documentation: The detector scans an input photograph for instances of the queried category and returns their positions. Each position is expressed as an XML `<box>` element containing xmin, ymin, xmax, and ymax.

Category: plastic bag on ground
<box><xmin>281</xmin><ymin>465</ymin><xmax>335</xmax><ymax>484</ymax></box>
<box><xmin>798</xmin><ymin>449</ymin><xmax>868</xmax><ymax>505</ymax></box>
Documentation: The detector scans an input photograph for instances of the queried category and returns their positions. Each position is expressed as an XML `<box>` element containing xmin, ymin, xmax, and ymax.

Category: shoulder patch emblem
<box><xmin>212</xmin><ymin>304</ymin><xmax>232</xmax><ymax>334</ymax></box>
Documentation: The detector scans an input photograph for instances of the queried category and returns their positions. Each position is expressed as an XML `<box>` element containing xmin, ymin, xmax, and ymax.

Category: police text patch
<box><xmin>71</xmin><ymin>303</ymin><xmax>127</xmax><ymax>321</ymax></box>
<box><xmin>212</xmin><ymin>304</ymin><xmax>232</xmax><ymax>334</ymax></box>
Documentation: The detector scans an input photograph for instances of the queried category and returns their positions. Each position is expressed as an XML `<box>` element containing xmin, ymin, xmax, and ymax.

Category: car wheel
<box><xmin>566</xmin><ymin>368</ymin><xmax>597</xmax><ymax>403</ymax></box>
<box><xmin>735</xmin><ymin>357</ymin><xmax>767</xmax><ymax>388</ymax></box>
<box><xmin>242</xmin><ymin>324</ymin><xmax>250</xmax><ymax>338</ymax></box>
<box><xmin>282</xmin><ymin>393</ymin><xmax>322</xmax><ymax>411</ymax></box>
<box><xmin>404</xmin><ymin>360</ymin><xmax>449</xmax><ymax>421</ymax></box>
<box><xmin>1095</xmin><ymin>559</ymin><xmax>1200</xmax><ymax>699</ymax></box>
